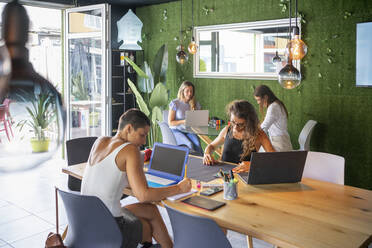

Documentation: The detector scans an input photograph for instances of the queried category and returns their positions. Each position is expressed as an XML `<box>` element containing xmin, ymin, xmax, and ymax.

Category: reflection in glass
<box><xmin>68</xmin><ymin>10</ymin><xmax>102</xmax><ymax>33</ymax></box>
<box><xmin>194</xmin><ymin>18</ymin><xmax>301</xmax><ymax>79</ymax></box>
<box><xmin>68</xmin><ymin>38</ymin><xmax>102</xmax><ymax>139</ymax></box>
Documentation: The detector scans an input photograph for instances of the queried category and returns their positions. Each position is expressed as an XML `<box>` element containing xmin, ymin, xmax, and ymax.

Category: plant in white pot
<box><xmin>17</xmin><ymin>92</ymin><xmax>56</xmax><ymax>152</ymax></box>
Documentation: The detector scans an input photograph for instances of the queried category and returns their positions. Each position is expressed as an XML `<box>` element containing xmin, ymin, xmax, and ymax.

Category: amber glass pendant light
<box><xmin>0</xmin><ymin>0</ymin><xmax>66</xmax><ymax>172</ymax></box>
<box><xmin>176</xmin><ymin>0</ymin><xmax>188</xmax><ymax>65</ymax></box>
<box><xmin>278</xmin><ymin>0</ymin><xmax>301</xmax><ymax>89</ymax></box>
<box><xmin>188</xmin><ymin>0</ymin><xmax>198</xmax><ymax>55</ymax></box>
<box><xmin>287</xmin><ymin>0</ymin><xmax>307</xmax><ymax>60</ymax></box>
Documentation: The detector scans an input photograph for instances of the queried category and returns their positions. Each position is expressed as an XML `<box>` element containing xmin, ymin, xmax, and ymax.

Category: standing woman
<box><xmin>254</xmin><ymin>85</ymin><xmax>293</xmax><ymax>151</ymax></box>
<box><xmin>203</xmin><ymin>100</ymin><xmax>275</xmax><ymax>172</ymax></box>
<box><xmin>168</xmin><ymin>81</ymin><xmax>203</xmax><ymax>155</ymax></box>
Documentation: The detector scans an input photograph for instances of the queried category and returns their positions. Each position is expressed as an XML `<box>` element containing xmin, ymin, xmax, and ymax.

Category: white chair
<box><xmin>298</xmin><ymin>120</ymin><xmax>317</xmax><ymax>150</ymax></box>
<box><xmin>303</xmin><ymin>151</ymin><xmax>345</xmax><ymax>185</ymax></box>
<box><xmin>157</xmin><ymin>120</ymin><xmax>178</xmax><ymax>146</ymax></box>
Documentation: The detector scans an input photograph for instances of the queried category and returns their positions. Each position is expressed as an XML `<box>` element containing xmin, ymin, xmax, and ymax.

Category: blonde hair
<box><xmin>177</xmin><ymin>81</ymin><xmax>196</xmax><ymax>110</ymax></box>
<box><xmin>226</xmin><ymin>100</ymin><xmax>260</xmax><ymax>160</ymax></box>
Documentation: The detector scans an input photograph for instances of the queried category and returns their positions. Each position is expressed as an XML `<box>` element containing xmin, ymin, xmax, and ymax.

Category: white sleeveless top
<box><xmin>81</xmin><ymin>142</ymin><xmax>130</xmax><ymax>217</ymax></box>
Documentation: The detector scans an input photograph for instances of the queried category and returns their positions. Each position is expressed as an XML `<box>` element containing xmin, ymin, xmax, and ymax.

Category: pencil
<box><xmin>184</xmin><ymin>164</ymin><xmax>187</xmax><ymax>178</ymax></box>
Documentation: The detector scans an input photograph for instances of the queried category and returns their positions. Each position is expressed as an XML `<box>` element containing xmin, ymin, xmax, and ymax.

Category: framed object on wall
<box><xmin>356</xmin><ymin>21</ymin><xmax>372</xmax><ymax>87</ymax></box>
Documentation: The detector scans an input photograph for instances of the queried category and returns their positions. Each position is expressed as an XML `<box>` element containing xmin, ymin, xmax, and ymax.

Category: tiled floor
<box><xmin>0</xmin><ymin>155</ymin><xmax>273</xmax><ymax>248</ymax></box>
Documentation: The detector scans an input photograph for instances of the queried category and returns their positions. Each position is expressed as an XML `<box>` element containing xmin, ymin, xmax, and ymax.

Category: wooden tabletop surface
<box><xmin>63</xmin><ymin>162</ymin><xmax>372</xmax><ymax>248</ymax></box>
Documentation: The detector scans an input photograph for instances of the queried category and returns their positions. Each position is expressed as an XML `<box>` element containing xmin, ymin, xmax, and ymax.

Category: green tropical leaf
<box><xmin>124</xmin><ymin>56</ymin><xmax>148</xmax><ymax>79</ymax></box>
<box><xmin>149</xmin><ymin>83</ymin><xmax>168</xmax><ymax>109</ymax></box>
<box><xmin>151</xmin><ymin>106</ymin><xmax>163</xmax><ymax>125</ymax></box>
<box><xmin>138</xmin><ymin>61</ymin><xmax>154</xmax><ymax>93</ymax></box>
<box><xmin>127</xmin><ymin>78</ymin><xmax>150</xmax><ymax>116</ymax></box>
<box><xmin>153</xmin><ymin>44</ymin><xmax>168</xmax><ymax>84</ymax></box>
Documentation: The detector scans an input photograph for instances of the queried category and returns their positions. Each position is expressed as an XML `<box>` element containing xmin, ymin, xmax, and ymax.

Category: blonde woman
<box><xmin>168</xmin><ymin>81</ymin><xmax>203</xmax><ymax>155</ymax></box>
<box><xmin>254</xmin><ymin>85</ymin><xmax>293</xmax><ymax>151</ymax></box>
<box><xmin>203</xmin><ymin>100</ymin><xmax>275</xmax><ymax>172</ymax></box>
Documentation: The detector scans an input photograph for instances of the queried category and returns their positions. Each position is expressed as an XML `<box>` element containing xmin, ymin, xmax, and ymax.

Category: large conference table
<box><xmin>62</xmin><ymin>156</ymin><xmax>372</xmax><ymax>248</ymax></box>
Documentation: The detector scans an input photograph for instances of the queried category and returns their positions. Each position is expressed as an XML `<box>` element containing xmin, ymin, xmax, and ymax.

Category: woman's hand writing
<box><xmin>177</xmin><ymin>178</ymin><xmax>192</xmax><ymax>193</ymax></box>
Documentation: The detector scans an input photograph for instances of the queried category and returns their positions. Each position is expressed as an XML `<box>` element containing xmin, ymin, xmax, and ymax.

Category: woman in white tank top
<box><xmin>254</xmin><ymin>85</ymin><xmax>293</xmax><ymax>152</ymax></box>
<box><xmin>81</xmin><ymin>109</ymin><xmax>192</xmax><ymax>248</ymax></box>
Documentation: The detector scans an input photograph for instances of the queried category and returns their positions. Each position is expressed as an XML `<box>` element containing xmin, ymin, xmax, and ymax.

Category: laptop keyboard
<box><xmin>145</xmin><ymin>173</ymin><xmax>176</xmax><ymax>186</ymax></box>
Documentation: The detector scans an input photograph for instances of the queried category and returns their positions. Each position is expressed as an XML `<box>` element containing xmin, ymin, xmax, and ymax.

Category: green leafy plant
<box><xmin>71</xmin><ymin>71</ymin><xmax>89</xmax><ymax>100</ymax></box>
<box><xmin>124</xmin><ymin>45</ymin><xmax>169</xmax><ymax>147</ymax></box>
<box><xmin>17</xmin><ymin>93</ymin><xmax>56</xmax><ymax>141</ymax></box>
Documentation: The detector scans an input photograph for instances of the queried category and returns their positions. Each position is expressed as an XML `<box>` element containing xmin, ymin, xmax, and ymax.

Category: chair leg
<box><xmin>6</xmin><ymin>119</ymin><xmax>13</xmax><ymax>137</ymax></box>
<box><xmin>247</xmin><ymin>235</ymin><xmax>254</xmax><ymax>248</ymax></box>
<box><xmin>3</xmin><ymin>121</ymin><xmax>11</xmax><ymax>141</ymax></box>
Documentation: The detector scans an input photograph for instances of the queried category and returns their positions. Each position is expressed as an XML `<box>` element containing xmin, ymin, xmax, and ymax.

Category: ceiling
<box><xmin>11</xmin><ymin>0</ymin><xmax>179</xmax><ymax>8</ymax></box>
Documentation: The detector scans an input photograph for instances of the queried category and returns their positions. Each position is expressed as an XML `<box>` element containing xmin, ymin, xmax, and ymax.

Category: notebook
<box><xmin>145</xmin><ymin>143</ymin><xmax>189</xmax><ymax>187</ymax></box>
<box><xmin>237</xmin><ymin>151</ymin><xmax>308</xmax><ymax>185</ymax></box>
<box><xmin>185</xmin><ymin>110</ymin><xmax>209</xmax><ymax>127</ymax></box>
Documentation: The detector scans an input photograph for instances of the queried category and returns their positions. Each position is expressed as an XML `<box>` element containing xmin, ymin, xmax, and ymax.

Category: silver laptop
<box><xmin>238</xmin><ymin>151</ymin><xmax>308</xmax><ymax>185</ymax></box>
<box><xmin>185</xmin><ymin>110</ymin><xmax>209</xmax><ymax>127</ymax></box>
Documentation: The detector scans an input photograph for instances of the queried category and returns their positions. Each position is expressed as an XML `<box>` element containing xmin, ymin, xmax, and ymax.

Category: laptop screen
<box><xmin>148</xmin><ymin>143</ymin><xmax>189</xmax><ymax>181</ymax></box>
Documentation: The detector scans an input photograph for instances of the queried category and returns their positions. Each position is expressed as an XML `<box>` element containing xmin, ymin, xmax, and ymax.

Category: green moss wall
<box><xmin>136</xmin><ymin>0</ymin><xmax>372</xmax><ymax>189</ymax></box>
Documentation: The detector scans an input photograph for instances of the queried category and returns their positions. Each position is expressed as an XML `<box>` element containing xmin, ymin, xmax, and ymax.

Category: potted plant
<box><xmin>17</xmin><ymin>92</ymin><xmax>56</xmax><ymax>152</ymax></box>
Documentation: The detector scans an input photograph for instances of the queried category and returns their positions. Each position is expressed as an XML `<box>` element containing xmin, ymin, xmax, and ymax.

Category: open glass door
<box><xmin>65</xmin><ymin>4</ymin><xmax>110</xmax><ymax>139</ymax></box>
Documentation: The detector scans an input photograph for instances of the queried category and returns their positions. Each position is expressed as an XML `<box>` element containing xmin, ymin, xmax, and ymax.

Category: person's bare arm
<box><xmin>258</xmin><ymin>129</ymin><xmax>275</xmax><ymax>152</ymax></box>
<box><xmin>168</xmin><ymin>109</ymin><xmax>185</xmax><ymax>126</ymax></box>
<box><xmin>118</xmin><ymin>144</ymin><xmax>191</xmax><ymax>203</ymax></box>
<box><xmin>203</xmin><ymin>126</ymin><xmax>228</xmax><ymax>165</ymax></box>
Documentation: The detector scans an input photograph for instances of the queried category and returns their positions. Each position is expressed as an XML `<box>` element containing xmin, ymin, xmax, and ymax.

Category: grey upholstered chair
<box><xmin>164</xmin><ymin>203</ymin><xmax>232</xmax><ymax>248</ymax></box>
<box><xmin>57</xmin><ymin>188</ymin><xmax>123</xmax><ymax>248</ymax></box>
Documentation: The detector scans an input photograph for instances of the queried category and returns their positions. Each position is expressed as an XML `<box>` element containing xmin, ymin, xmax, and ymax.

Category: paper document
<box><xmin>166</xmin><ymin>189</ymin><xmax>197</xmax><ymax>201</ymax></box>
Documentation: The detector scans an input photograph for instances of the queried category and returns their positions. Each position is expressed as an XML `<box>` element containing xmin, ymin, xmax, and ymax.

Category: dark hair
<box><xmin>118</xmin><ymin>108</ymin><xmax>150</xmax><ymax>131</ymax></box>
<box><xmin>254</xmin><ymin>85</ymin><xmax>288</xmax><ymax>118</ymax></box>
<box><xmin>226</xmin><ymin>100</ymin><xmax>260</xmax><ymax>160</ymax></box>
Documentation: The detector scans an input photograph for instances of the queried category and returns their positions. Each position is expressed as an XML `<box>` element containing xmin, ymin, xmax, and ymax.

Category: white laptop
<box><xmin>145</xmin><ymin>143</ymin><xmax>189</xmax><ymax>187</ymax></box>
<box><xmin>185</xmin><ymin>110</ymin><xmax>209</xmax><ymax>127</ymax></box>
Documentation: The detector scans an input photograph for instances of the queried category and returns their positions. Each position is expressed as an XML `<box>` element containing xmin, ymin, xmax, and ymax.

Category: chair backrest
<box><xmin>302</xmin><ymin>151</ymin><xmax>345</xmax><ymax>185</ymax></box>
<box><xmin>164</xmin><ymin>203</ymin><xmax>232</xmax><ymax>248</ymax></box>
<box><xmin>162</xmin><ymin>110</ymin><xmax>169</xmax><ymax>123</ymax></box>
<box><xmin>57</xmin><ymin>188</ymin><xmax>123</xmax><ymax>248</ymax></box>
<box><xmin>298</xmin><ymin>120</ymin><xmax>317</xmax><ymax>150</ymax></box>
<box><xmin>157</xmin><ymin>121</ymin><xmax>177</xmax><ymax>146</ymax></box>
<box><xmin>66</xmin><ymin>137</ymin><xmax>97</xmax><ymax>191</ymax></box>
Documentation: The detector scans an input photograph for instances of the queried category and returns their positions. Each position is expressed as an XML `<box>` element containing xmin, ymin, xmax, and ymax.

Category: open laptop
<box><xmin>145</xmin><ymin>143</ymin><xmax>189</xmax><ymax>187</ymax></box>
<box><xmin>185</xmin><ymin>110</ymin><xmax>209</xmax><ymax>127</ymax></box>
<box><xmin>237</xmin><ymin>151</ymin><xmax>308</xmax><ymax>185</ymax></box>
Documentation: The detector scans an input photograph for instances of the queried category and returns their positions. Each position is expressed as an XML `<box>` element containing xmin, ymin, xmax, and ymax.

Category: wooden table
<box><xmin>63</xmin><ymin>163</ymin><xmax>372</xmax><ymax>248</ymax></box>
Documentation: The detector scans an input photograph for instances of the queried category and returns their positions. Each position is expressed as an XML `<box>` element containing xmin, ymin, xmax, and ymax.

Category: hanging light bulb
<box><xmin>287</xmin><ymin>0</ymin><xmax>307</xmax><ymax>60</ymax></box>
<box><xmin>187</xmin><ymin>0</ymin><xmax>198</xmax><ymax>55</ymax></box>
<box><xmin>176</xmin><ymin>0</ymin><xmax>188</xmax><ymax>64</ymax></box>
<box><xmin>287</xmin><ymin>26</ymin><xmax>307</xmax><ymax>60</ymax></box>
<box><xmin>278</xmin><ymin>0</ymin><xmax>301</xmax><ymax>89</ymax></box>
<box><xmin>176</xmin><ymin>45</ymin><xmax>188</xmax><ymax>65</ymax></box>
<box><xmin>0</xmin><ymin>1</ymin><xmax>66</xmax><ymax>172</ymax></box>
<box><xmin>278</xmin><ymin>59</ymin><xmax>301</xmax><ymax>89</ymax></box>
<box><xmin>188</xmin><ymin>37</ymin><xmax>198</xmax><ymax>55</ymax></box>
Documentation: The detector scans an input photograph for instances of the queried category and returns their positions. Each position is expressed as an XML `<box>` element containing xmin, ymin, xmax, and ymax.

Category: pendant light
<box><xmin>272</xmin><ymin>26</ymin><xmax>282</xmax><ymax>64</ymax></box>
<box><xmin>287</xmin><ymin>0</ymin><xmax>307</xmax><ymax>60</ymax></box>
<box><xmin>188</xmin><ymin>0</ymin><xmax>198</xmax><ymax>54</ymax></box>
<box><xmin>0</xmin><ymin>0</ymin><xmax>66</xmax><ymax>172</ymax></box>
<box><xmin>278</xmin><ymin>0</ymin><xmax>301</xmax><ymax>89</ymax></box>
<box><xmin>176</xmin><ymin>0</ymin><xmax>188</xmax><ymax>65</ymax></box>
